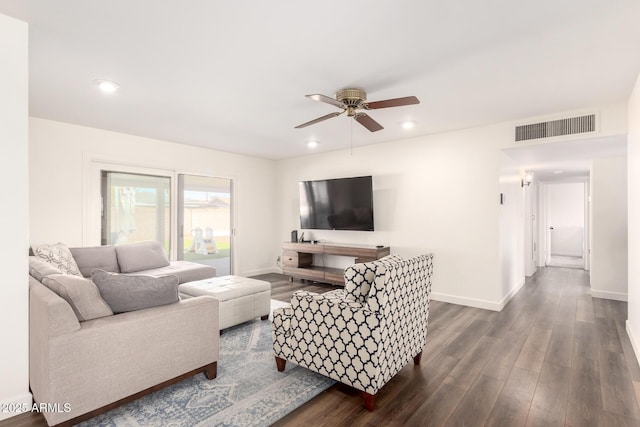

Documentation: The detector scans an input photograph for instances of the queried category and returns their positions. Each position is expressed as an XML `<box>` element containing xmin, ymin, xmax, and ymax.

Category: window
<box><xmin>101</xmin><ymin>171</ymin><xmax>171</xmax><ymax>252</ymax></box>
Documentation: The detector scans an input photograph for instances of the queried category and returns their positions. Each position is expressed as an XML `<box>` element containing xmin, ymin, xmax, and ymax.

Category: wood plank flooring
<box><xmin>266</xmin><ymin>267</ymin><xmax>640</xmax><ymax>427</ymax></box>
<box><xmin>3</xmin><ymin>267</ymin><xmax>639</xmax><ymax>427</ymax></box>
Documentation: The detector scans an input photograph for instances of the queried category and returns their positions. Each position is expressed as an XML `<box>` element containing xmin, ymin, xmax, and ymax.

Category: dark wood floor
<box><xmin>263</xmin><ymin>268</ymin><xmax>640</xmax><ymax>427</ymax></box>
<box><xmin>4</xmin><ymin>267</ymin><xmax>639</xmax><ymax>426</ymax></box>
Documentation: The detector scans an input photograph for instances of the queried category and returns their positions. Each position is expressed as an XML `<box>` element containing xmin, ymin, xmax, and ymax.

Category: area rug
<box><xmin>79</xmin><ymin>301</ymin><xmax>335</xmax><ymax>426</ymax></box>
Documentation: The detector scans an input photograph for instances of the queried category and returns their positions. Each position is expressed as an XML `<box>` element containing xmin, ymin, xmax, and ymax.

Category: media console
<box><xmin>282</xmin><ymin>242</ymin><xmax>390</xmax><ymax>286</ymax></box>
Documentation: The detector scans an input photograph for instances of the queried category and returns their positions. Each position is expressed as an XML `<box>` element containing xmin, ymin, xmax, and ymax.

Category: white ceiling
<box><xmin>1</xmin><ymin>1</ymin><xmax>639</xmax><ymax>160</ymax></box>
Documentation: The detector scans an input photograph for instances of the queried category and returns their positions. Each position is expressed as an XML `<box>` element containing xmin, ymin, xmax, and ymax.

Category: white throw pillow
<box><xmin>33</xmin><ymin>243</ymin><xmax>82</xmax><ymax>276</ymax></box>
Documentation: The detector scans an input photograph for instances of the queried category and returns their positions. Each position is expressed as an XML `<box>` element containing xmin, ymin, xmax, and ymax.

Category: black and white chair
<box><xmin>272</xmin><ymin>253</ymin><xmax>434</xmax><ymax>410</ymax></box>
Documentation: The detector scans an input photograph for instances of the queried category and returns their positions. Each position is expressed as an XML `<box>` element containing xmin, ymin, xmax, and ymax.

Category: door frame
<box><xmin>537</xmin><ymin>179</ymin><xmax>590</xmax><ymax>270</ymax></box>
<box><xmin>84</xmin><ymin>155</ymin><xmax>237</xmax><ymax>273</ymax></box>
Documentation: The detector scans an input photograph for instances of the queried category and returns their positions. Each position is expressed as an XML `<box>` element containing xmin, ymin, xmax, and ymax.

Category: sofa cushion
<box><xmin>115</xmin><ymin>241</ymin><xmax>170</xmax><ymax>273</ymax></box>
<box><xmin>41</xmin><ymin>274</ymin><xmax>113</xmax><ymax>321</ymax></box>
<box><xmin>91</xmin><ymin>269</ymin><xmax>179</xmax><ymax>313</ymax></box>
<box><xmin>29</xmin><ymin>256</ymin><xmax>62</xmax><ymax>281</ymax></box>
<box><xmin>344</xmin><ymin>254</ymin><xmax>403</xmax><ymax>303</ymax></box>
<box><xmin>33</xmin><ymin>243</ymin><xmax>82</xmax><ymax>276</ymax></box>
<box><xmin>69</xmin><ymin>246</ymin><xmax>120</xmax><ymax>277</ymax></box>
<box><xmin>132</xmin><ymin>261</ymin><xmax>216</xmax><ymax>284</ymax></box>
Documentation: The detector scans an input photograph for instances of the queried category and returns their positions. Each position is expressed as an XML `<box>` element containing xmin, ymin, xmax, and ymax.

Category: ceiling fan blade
<box><xmin>366</xmin><ymin>96</ymin><xmax>420</xmax><ymax>109</ymax></box>
<box><xmin>306</xmin><ymin>94</ymin><xmax>345</xmax><ymax>109</ymax></box>
<box><xmin>354</xmin><ymin>113</ymin><xmax>384</xmax><ymax>132</ymax></box>
<box><xmin>295</xmin><ymin>112</ymin><xmax>342</xmax><ymax>129</ymax></box>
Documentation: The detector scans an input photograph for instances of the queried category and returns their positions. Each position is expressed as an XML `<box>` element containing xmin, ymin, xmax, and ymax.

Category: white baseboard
<box><xmin>590</xmin><ymin>289</ymin><xmax>628</xmax><ymax>301</ymax></box>
<box><xmin>431</xmin><ymin>292</ymin><xmax>502</xmax><ymax>311</ymax></box>
<box><xmin>550</xmin><ymin>251</ymin><xmax>584</xmax><ymax>257</ymax></box>
<box><xmin>500</xmin><ymin>278</ymin><xmax>526</xmax><ymax>309</ymax></box>
<box><xmin>431</xmin><ymin>278</ymin><xmax>525</xmax><ymax>312</ymax></box>
<box><xmin>240</xmin><ymin>267</ymin><xmax>281</xmax><ymax>277</ymax></box>
<box><xmin>627</xmin><ymin>320</ymin><xmax>640</xmax><ymax>368</ymax></box>
<box><xmin>0</xmin><ymin>392</ymin><xmax>33</xmax><ymax>421</ymax></box>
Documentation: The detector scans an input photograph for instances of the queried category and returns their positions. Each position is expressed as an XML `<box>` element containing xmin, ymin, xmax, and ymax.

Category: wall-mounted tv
<box><xmin>299</xmin><ymin>175</ymin><xmax>374</xmax><ymax>231</ymax></box>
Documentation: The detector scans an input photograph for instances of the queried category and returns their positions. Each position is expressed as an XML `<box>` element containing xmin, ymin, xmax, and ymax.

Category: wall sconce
<box><xmin>521</xmin><ymin>173</ymin><xmax>533</xmax><ymax>187</ymax></box>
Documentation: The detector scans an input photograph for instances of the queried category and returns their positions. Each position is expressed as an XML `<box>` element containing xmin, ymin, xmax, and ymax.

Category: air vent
<box><xmin>515</xmin><ymin>114</ymin><xmax>596</xmax><ymax>142</ymax></box>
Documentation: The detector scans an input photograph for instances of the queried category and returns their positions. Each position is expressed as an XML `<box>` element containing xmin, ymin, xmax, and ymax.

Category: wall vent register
<box><xmin>515</xmin><ymin>114</ymin><xmax>596</xmax><ymax>142</ymax></box>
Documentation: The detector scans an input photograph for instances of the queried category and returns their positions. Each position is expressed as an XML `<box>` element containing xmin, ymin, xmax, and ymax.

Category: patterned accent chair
<box><xmin>272</xmin><ymin>253</ymin><xmax>434</xmax><ymax>411</ymax></box>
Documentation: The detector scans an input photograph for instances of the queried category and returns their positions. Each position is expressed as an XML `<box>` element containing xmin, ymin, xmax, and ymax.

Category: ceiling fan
<box><xmin>294</xmin><ymin>88</ymin><xmax>420</xmax><ymax>132</ymax></box>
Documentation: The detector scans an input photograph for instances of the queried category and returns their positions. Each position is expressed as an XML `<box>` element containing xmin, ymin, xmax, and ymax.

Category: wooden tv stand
<box><xmin>282</xmin><ymin>242</ymin><xmax>390</xmax><ymax>286</ymax></box>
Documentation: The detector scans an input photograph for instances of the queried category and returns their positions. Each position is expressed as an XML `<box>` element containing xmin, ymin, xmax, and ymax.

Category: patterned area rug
<box><xmin>79</xmin><ymin>301</ymin><xmax>335</xmax><ymax>426</ymax></box>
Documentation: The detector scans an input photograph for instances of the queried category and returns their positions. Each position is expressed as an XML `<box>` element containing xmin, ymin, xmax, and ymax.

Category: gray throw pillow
<box><xmin>69</xmin><ymin>245</ymin><xmax>120</xmax><ymax>277</ymax></box>
<box><xmin>115</xmin><ymin>241</ymin><xmax>170</xmax><ymax>273</ymax></box>
<box><xmin>33</xmin><ymin>243</ymin><xmax>82</xmax><ymax>276</ymax></box>
<box><xmin>91</xmin><ymin>269</ymin><xmax>179</xmax><ymax>313</ymax></box>
<box><xmin>41</xmin><ymin>274</ymin><xmax>113</xmax><ymax>321</ymax></box>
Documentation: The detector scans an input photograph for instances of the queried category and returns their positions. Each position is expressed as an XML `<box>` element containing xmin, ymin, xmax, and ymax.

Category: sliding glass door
<box><xmin>177</xmin><ymin>175</ymin><xmax>233</xmax><ymax>276</ymax></box>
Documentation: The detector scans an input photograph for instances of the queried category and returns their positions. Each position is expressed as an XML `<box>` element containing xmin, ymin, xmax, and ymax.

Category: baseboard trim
<box><xmin>550</xmin><ymin>252</ymin><xmax>584</xmax><ymax>257</ymax></box>
<box><xmin>0</xmin><ymin>392</ymin><xmax>33</xmax><ymax>421</ymax></box>
<box><xmin>431</xmin><ymin>292</ymin><xmax>502</xmax><ymax>311</ymax></box>
<box><xmin>500</xmin><ymin>278</ymin><xmax>526</xmax><ymax>310</ymax></box>
<box><xmin>431</xmin><ymin>278</ymin><xmax>525</xmax><ymax>312</ymax></box>
<box><xmin>590</xmin><ymin>289</ymin><xmax>628</xmax><ymax>301</ymax></box>
<box><xmin>627</xmin><ymin>320</ymin><xmax>640</xmax><ymax>368</ymax></box>
<box><xmin>241</xmin><ymin>267</ymin><xmax>280</xmax><ymax>277</ymax></box>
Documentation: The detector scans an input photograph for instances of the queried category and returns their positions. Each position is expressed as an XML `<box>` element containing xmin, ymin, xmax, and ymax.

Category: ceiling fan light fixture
<box><xmin>94</xmin><ymin>79</ymin><xmax>120</xmax><ymax>93</ymax></box>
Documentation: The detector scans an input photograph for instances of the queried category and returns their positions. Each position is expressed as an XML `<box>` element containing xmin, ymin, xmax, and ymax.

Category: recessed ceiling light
<box><xmin>402</xmin><ymin>121</ymin><xmax>415</xmax><ymax>129</ymax></box>
<box><xmin>554</xmin><ymin>170</ymin><xmax>564</xmax><ymax>174</ymax></box>
<box><xmin>94</xmin><ymin>79</ymin><xmax>120</xmax><ymax>93</ymax></box>
<box><xmin>307</xmin><ymin>141</ymin><xmax>319</xmax><ymax>148</ymax></box>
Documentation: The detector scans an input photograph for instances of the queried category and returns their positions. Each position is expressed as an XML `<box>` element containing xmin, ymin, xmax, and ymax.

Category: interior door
<box><xmin>177</xmin><ymin>175</ymin><xmax>233</xmax><ymax>276</ymax></box>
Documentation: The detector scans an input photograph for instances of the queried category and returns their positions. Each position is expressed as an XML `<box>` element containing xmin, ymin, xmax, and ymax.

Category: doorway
<box><xmin>541</xmin><ymin>181</ymin><xmax>588</xmax><ymax>269</ymax></box>
<box><xmin>177</xmin><ymin>175</ymin><xmax>233</xmax><ymax>276</ymax></box>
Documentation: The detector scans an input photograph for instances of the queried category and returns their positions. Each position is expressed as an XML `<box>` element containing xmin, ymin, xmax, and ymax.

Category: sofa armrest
<box><xmin>33</xmin><ymin>295</ymin><xmax>219</xmax><ymax>425</ymax></box>
<box><xmin>30</xmin><ymin>277</ymin><xmax>81</xmax><ymax>338</ymax></box>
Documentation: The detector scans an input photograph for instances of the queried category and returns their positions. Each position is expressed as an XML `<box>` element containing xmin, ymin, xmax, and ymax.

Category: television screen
<box><xmin>299</xmin><ymin>176</ymin><xmax>374</xmax><ymax>231</ymax></box>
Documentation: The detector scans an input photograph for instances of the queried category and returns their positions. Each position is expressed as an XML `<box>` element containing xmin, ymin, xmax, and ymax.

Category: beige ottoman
<box><xmin>179</xmin><ymin>275</ymin><xmax>271</xmax><ymax>330</ymax></box>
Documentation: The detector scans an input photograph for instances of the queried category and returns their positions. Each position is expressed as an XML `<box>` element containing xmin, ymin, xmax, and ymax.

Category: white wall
<box><xmin>277</xmin><ymin>122</ymin><xmax>511</xmax><ymax>311</ymax></box>
<box><xmin>29</xmin><ymin>118</ymin><xmax>277</xmax><ymax>276</ymax></box>
<box><xmin>499</xmin><ymin>152</ymin><xmax>526</xmax><ymax>302</ymax></box>
<box><xmin>590</xmin><ymin>157</ymin><xmax>628</xmax><ymax>300</ymax></box>
<box><xmin>0</xmin><ymin>13</ymin><xmax>31</xmax><ymax>421</ymax></box>
<box><xmin>275</xmin><ymin>104</ymin><xmax>627</xmax><ymax>311</ymax></box>
<box><xmin>523</xmin><ymin>181</ymin><xmax>538</xmax><ymax>276</ymax></box>
<box><xmin>547</xmin><ymin>182</ymin><xmax>585</xmax><ymax>257</ymax></box>
<box><xmin>628</xmin><ymin>73</ymin><xmax>640</xmax><ymax>365</ymax></box>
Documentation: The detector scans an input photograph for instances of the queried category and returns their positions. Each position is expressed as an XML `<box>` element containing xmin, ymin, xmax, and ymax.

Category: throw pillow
<box><xmin>114</xmin><ymin>241</ymin><xmax>170</xmax><ymax>273</ymax></box>
<box><xmin>91</xmin><ymin>269</ymin><xmax>179</xmax><ymax>313</ymax></box>
<box><xmin>28</xmin><ymin>256</ymin><xmax>62</xmax><ymax>282</ymax></box>
<box><xmin>69</xmin><ymin>245</ymin><xmax>120</xmax><ymax>277</ymax></box>
<box><xmin>33</xmin><ymin>243</ymin><xmax>82</xmax><ymax>276</ymax></box>
<box><xmin>41</xmin><ymin>274</ymin><xmax>113</xmax><ymax>321</ymax></box>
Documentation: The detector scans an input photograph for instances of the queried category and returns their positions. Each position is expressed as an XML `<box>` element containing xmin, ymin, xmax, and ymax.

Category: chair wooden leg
<box><xmin>414</xmin><ymin>351</ymin><xmax>423</xmax><ymax>366</ymax></box>
<box><xmin>275</xmin><ymin>356</ymin><xmax>286</xmax><ymax>372</ymax></box>
<box><xmin>362</xmin><ymin>392</ymin><xmax>376</xmax><ymax>411</ymax></box>
<box><xmin>205</xmin><ymin>362</ymin><xmax>217</xmax><ymax>380</ymax></box>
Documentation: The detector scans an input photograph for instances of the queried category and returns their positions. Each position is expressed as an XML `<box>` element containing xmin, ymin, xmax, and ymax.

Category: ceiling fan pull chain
<box><xmin>350</xmin><ymin>116</ymin><xmax>354</xmax><ymax>156</ymax></box>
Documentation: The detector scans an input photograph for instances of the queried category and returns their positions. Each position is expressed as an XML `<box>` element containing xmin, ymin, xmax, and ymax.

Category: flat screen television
<box><xmin>299</xmin><ymin>176</ymin><xmax>374</xmax><ymax>231</ymax></box>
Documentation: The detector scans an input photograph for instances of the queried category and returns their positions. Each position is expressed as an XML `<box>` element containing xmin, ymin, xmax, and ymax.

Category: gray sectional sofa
<box><xmin>29</xmin><ymin>241</ymin><xmax>219</xmax><ymax>426</ymax></box>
